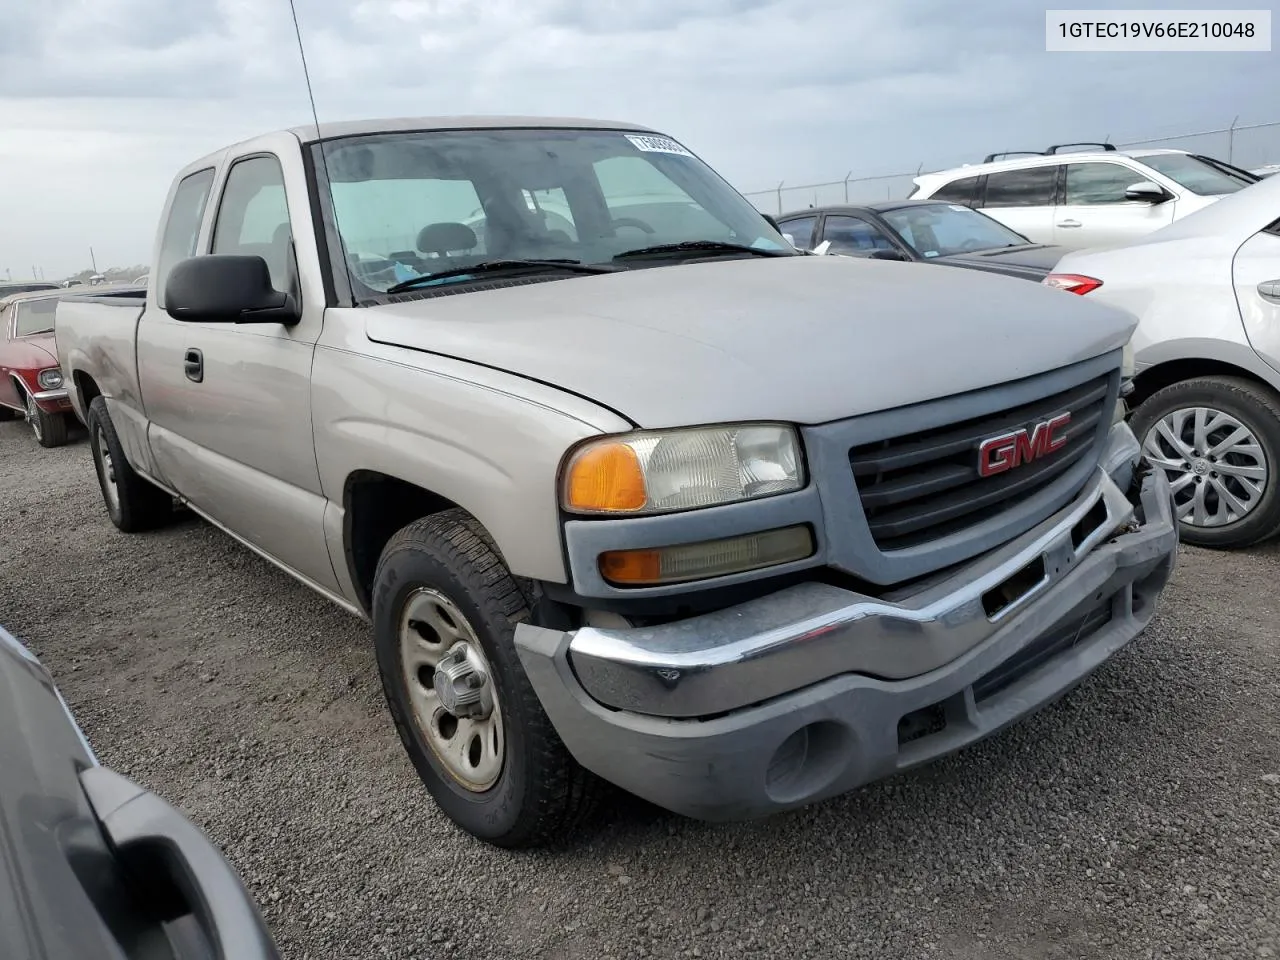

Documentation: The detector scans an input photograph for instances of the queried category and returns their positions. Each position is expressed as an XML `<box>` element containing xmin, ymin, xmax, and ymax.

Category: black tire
<box><xmin>26</xmin><ymin>393</ymin><xmax>69</xmax><ymax>448</ymax></box>
<box><xmin>371</xmin><ymin>509</ymin><xmax>603</xmax><ymax>848</ymax></box>
<box><xmin>1130</xmin><ymin>375</ymin><xmax>1280</xmax><ymax>549</ymax></box>
<box><xmin>86</xmin><ymin>396</ymin><xmax>173</xmax><ymax>532</ymax></box>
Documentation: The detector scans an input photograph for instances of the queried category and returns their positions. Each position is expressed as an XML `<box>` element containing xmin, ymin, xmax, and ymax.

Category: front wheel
<box><xmin>371</xmin><ymin>509</ymin><xmax>602</xmax><ymax>848</ymax></box>
<box><xmin>26</xmin><ymin>393</ymin><xmax>69</xmax><ymax>448</ymax></box>
<box><xmin>1130</xmin><ymin>376</ymin><xmax>1280</xmax><ymax>548</ymax></box>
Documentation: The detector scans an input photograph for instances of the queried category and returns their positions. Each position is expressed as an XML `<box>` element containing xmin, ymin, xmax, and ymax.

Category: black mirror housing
<box><xmin>164</xmin><ymin>256</ymin><xmax>300</xmax><ymax>324</ymax></box>
<box><xmin>870</xmin><ymin>249</ymin><xmax>909</xmax><ymax>262</ymax></box>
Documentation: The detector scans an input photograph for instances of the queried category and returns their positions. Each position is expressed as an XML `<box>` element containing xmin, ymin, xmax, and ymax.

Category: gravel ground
<box><xmin>2</xmin><ymin>418</ymin><xmax>1279</xmax><ymax>960</ymax></box>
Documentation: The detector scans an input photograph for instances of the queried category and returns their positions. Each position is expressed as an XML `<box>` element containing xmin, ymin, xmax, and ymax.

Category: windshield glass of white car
<box><xmin>1140</xmin><ymin>154</ymin><xmax>1254</xmax><ymax>196</ymax></box>
<box><xmin>318</xmin><ymin>129</ymin><xmax>791</xmax><ymax>294</ymax></box>
<box><xmin>881</xmin><ymin>204</ymin><xmax>1029</xmax><ymax>257</ymax></box>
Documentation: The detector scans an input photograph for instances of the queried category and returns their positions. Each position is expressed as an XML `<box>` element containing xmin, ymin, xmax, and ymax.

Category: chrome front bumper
<box><xmin>540</xmin><ymin>425</ymin><xmax>1156</xmax><ymax>719</ymax></box>
<box><xmin>515</xmin><ymin>443</ymin><xmax>1176</xmax><ymax>821</ymax></box>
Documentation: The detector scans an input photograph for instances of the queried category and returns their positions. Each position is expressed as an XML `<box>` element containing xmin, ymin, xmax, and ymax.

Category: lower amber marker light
<box><xmin>598</xmin><ymin>525</ymin><xmax>815</xmax><ymax>587</ymax></box>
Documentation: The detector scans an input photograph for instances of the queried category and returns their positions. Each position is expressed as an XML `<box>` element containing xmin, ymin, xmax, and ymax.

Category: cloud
<box><xmin>1</xmin><ymin>0</ymin><xmax>1277</xmax><ymax>277</ymax></box>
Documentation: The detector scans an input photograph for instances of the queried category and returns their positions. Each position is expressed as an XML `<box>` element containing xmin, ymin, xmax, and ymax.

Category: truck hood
<box><xmin>365</xmin><ymin>255</ymin><xmax>1134</xmax><ymax>428</ymax></box>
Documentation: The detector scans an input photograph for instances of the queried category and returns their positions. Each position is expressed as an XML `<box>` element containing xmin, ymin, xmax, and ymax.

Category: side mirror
<box><xmin>1124</xmin><ymin>181</ymin><xmax>1170</xmax><ymax>203</ymax></box>
<box><xmin>870</xmin><ymin>249</ymin><xmax>909</xmax><ymax>261</ymax></box>
<box><xmin>164</xmin><ymin>256</ymin><xmax>300</xmax><ymax>325</ymax></box>
<box><xmin>812</xmin><ymin>240</ymin><xmax>832</xmax><ymax>256</ymax></box>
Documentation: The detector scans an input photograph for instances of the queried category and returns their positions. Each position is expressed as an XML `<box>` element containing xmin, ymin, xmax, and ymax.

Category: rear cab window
<box><xmin>155</xmin><ymin>169</ymin><xmax>216</xmax><ymax>309</ymax></box>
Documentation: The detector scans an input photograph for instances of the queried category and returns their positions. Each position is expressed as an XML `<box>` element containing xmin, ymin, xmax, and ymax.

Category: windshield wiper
<box><xmin>612</xmin><ymin>240</ymin><xmax>793</xmax><ymax>261</ymax></box>
<box><xmin>385</xmin><ymin>259</ymin><xmax>618</xmax><ymax>294</ymax></box>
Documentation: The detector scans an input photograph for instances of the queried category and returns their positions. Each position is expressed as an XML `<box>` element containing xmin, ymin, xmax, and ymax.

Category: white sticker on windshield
<box><xmin>625</xmin><ymin>134</ymin><xmax>694</xmax><ymax>157</ymax></box>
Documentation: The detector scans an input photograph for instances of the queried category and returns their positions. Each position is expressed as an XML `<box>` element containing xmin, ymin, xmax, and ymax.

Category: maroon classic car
<box><xmin>0</xmin><ymin>290</ymin><xmax>80</xmax><ymax>447</ymax></box>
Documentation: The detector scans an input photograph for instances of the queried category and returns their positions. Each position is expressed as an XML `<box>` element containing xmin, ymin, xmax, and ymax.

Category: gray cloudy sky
<box><xmin>1</xmin><ymin>0</ymin><xmax>1277</xmax><ymax>278</ymax></box>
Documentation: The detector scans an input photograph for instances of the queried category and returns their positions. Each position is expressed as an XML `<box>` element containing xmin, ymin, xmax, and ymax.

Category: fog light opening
<box><xmin>763</xmin><ymin>720</ymin><xmax>849</xmax><ymax>805</ymax></box>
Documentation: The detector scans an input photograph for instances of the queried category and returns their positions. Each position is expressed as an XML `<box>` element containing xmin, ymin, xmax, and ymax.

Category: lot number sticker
<box><xmin>625</xmin><ymin>134</ymin><xmax>694</xmax><ymax>157</ymax></box>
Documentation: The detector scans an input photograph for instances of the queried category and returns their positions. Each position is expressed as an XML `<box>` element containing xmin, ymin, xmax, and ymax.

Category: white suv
<box><xmin>910</xmin><ymin>143</ymin><xmax>1258</xmax><ymax>251</ymax></box>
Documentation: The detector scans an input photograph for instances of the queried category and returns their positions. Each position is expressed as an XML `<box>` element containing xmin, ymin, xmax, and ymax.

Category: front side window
<box><xmin>1063</xmin><ymin>162</ymin><xmax>1150</xmax><ymax>205</ymax></box>
<box><xmin>211</xmin><ymin>156</ymin><xmax>294</xmax><ymax>293</ymax></box>
<box><xmin>777</xmin><ymin>215</ymin><xmax>817</xmax><ymax>249</ymax></box>
<box><xmin>13</xmin><ymin>298</ymin><xmax>59</xmax><ymax>337</ymax></box>
<box><xmin>318</xmin><ymin>128</ymin><xmax>791</xmax><ymax>297</ymax></box>
<box><xmin>821</xmin><ymin>215</ymin><xmax>897</xmax><ymax>255</ymax></box>
<box><xmin>1139</xmin><ymin>153</ymin><xmax>1252</xmax><ymax>196</ymax></box>
<box><xmin>155</xmin><ymin>168</ymin><xmax>215</xmax><ymax>307</ymax></box>
<box><xmin>931</xmin><ymin>176</ymin><xmax>981</xmax><ymax>206</ymax></box>
<box><xmin>880</xmin><ymin>204</ymin><xmax>1027</xmax><ymax>257</ymax></box>
<box><xmin>983</xmin><ymin>166</ymin><xmax>1057</xmax><ymax>208</ymax></box>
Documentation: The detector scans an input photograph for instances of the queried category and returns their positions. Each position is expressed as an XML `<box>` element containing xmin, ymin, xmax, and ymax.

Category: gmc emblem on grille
<box><xmin>977</xmin><ymin>413</ymin><xmax>1072</xmax><ymax>478</ymax></box>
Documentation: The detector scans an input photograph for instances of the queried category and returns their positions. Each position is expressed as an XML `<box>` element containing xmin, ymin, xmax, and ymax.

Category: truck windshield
<box><xmin>316</xmin><ymin>128</ymin><xmax>792</xmax><ymax>296</ymax></box>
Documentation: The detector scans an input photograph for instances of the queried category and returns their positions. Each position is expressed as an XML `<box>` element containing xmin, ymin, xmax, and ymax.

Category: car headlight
<box><xmin>37</xmin><ymin>368</ymin><xmax>63</xmax><ymax>390</ymax></box>
<box><xmin>562</xmin><ymin>423</ymin><xmax>805</xmax><ymax>515</ymax></box>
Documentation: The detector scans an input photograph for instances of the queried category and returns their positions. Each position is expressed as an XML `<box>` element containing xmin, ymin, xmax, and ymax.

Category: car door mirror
<box><xmin>870</xmin><ymin>249</ymin><xmax>909</xmax><ymax>261</ymax></box>
<box><xmin>812</xmin><ymin>240</ymin><xmax>832</xmax><ymax>256</ymax></box>
<box><xmin>164</xmin><ymin>256</ymin><xmax>300</xmax><ymax>325</ymax></box>
<box><xmin>1123</xmin><ymin>181</ymin><xmax>1170</xmax><ymax>203</ymax></box>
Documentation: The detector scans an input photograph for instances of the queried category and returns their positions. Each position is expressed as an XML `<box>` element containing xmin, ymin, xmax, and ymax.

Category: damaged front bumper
<box><xmin>515</xmin><ymin>423</ymin><xmax>1178</xmax><ymax>821</ymax></box>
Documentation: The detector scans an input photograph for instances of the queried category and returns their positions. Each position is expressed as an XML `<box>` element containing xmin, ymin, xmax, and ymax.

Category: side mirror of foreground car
<box><xmin>870</xmin><ymin>249</ymin><xmax>910</xmax><ymax>262</ymax></box>
<box><xmin>165</xmin><ymin>255</ymin><xmax>301</xmax><ymax>325</ymax></box>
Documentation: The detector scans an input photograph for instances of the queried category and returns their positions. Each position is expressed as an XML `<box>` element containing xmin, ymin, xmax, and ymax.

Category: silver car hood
<box><xmin>365</xmin><ymin>255</ymin><xmax>1134</xmax><ymax>429</ymax></box>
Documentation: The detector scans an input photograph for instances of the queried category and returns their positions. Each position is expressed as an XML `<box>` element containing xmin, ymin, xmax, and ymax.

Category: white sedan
<box><xmin>1046</xmin><ymin>174</ymin><xmax>1280</xmax><ymax>549</ymax></box>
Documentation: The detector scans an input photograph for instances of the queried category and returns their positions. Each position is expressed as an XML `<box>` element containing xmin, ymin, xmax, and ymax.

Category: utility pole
<box><xmin>89</xmin><ymin>246</ymin><xmax>98</xmax><ymax>272</ymax></box>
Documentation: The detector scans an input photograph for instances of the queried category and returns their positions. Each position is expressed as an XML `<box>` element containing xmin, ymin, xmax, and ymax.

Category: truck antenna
<box><xmin>286</xmin><ymin>0</ymin><xmax>325</xmax><ymax>139</ymax></box>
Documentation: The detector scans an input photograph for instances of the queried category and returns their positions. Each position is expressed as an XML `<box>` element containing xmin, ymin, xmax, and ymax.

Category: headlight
<box><xmin>562</xmin><ymin>424</ymin><xmax>805</xmax><ymax>515</ymax></box>
<box><xmin>37</xmin><ymin>368</ymin><xmax>63</xmax><ymax>390</ymax></box>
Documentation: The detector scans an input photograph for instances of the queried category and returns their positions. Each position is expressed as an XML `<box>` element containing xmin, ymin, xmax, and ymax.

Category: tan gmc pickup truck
<box><xmin>56</xmin><ymin>116</ymin><xmax>1178</xmax><ymax>848</ymax></box>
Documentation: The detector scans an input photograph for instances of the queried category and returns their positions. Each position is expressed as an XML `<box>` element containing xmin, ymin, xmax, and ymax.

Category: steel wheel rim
<box><xmin>398</xmin><ymin>587</ymin><xmax>504</xmax><ymax>792</ymax></box>
<box><xmin>25</xmin><ymin>395</ymin><xmax>41</xmax><ymax>442</ymax></box>
<box><xmin>94</xmin><ymin>425</ymin><xmax>120</xmax><ymax>512</ymax></box>
<box><xmin>1142</xmin><ymin>406</ymin><xmax>1268</xmax><ymax>528</ymax></box>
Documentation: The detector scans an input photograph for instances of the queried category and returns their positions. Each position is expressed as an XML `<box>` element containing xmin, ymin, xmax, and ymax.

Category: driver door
<box><xmin>139</xmin><ymin>147</ymin><xmax>338</xmax><ymax>592</ymax></box>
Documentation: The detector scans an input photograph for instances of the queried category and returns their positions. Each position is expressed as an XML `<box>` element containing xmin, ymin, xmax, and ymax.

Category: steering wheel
<box><xmin>612</xmin><ymin>217</ymin><xmax>655</xmax><ymax>235</ymax></box>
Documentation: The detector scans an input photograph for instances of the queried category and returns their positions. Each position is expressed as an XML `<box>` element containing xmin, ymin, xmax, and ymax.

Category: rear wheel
<box><xmin>1130</xmin><ymin>376</ymin><xmax>1280</xmax><ymax>548</ymax></box>
<box><xmin>26</xmin><ymin>393</ymin><xmax>69</xmax><ymax>448</ymax></box>
<box><xmin>371</xmin><ymin>509</ymin><xmax>603</xmax><ymax>847</ymax></box>
<box><xmin>87</xmin><ymin>396</ymin><xmax>173</xmax><ymax>532</ymax></box>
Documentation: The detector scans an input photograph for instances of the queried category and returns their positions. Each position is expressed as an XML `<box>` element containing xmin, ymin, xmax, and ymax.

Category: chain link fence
<box><xmin>742</xmin><ymin>118</ymin><xmax>1280</xmax><ymax>214</ymax></box>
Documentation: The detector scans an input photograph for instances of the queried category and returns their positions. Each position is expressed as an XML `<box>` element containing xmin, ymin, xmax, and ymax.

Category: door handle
<box><xmin>1057</xmin><ymin>219</ymin><xmax>1082</xmax><ymax>228</ymax></box>
<box><xmin>184</xmin><ymin>348</ymin><xmax>204</xmax><ymax>383</ymax></box>
<box><xmin>1258</xmin><ymin>280</ymin><xmax>1280</xmax><ymax>303</ymax></box>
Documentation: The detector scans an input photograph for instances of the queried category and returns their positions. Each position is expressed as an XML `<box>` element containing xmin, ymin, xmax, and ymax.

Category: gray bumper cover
<box><xmin>515</xmin><ymin>459</ymin><xmax>1177</xmax><ymax>822</ymax></box>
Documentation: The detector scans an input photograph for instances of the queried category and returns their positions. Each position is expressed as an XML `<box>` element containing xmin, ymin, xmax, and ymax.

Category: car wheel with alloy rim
<box><xmin>1130</xmin><ymin>375</ymin><xmax>1280</xmax><ymax>548</ymax></box>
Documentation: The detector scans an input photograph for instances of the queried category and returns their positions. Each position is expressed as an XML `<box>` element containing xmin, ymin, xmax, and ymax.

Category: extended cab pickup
<box><xmin>56</xmin><ymin>116</ymin><xmax>1178</xmax><ymax>848</ymax></box>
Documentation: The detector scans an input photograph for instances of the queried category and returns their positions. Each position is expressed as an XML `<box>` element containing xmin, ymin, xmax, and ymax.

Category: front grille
<box><xmin>849</xmin><ymin>374</ymin><xmax>1110</xmax><ymax>552</ymax></box>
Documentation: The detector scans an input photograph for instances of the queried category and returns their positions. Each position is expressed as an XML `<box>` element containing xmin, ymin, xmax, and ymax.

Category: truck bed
<box><xmin>54</xmin><ymin>288</ymin><xmax>148</xmax><ymax>427</ymax></box>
